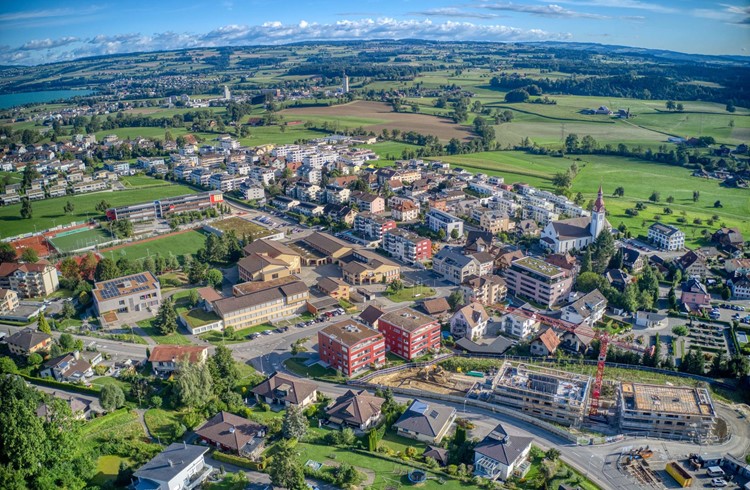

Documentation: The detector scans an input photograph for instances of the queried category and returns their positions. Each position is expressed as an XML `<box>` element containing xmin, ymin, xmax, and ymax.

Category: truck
<box><xmin>666</xmin><ymin>462</ymin><xmax>693</xmax><ymax>488</ymax></box>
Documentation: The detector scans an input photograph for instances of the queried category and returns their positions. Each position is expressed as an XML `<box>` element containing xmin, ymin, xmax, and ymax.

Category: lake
<box><xmin>0</xmin><ymin>89</ymin><xmax>96</xmax><ymax>109</ymax></box>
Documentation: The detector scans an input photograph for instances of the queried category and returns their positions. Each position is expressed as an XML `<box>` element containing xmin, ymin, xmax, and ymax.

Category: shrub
<box><xmin>211</xmin><ymin>451</ymin><xmax>267</xmax><ymax>470</ymax></box>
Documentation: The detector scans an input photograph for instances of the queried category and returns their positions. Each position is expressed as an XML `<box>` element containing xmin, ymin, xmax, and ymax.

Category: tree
<box><xmin>20</xmin><ymin>247</ymin><xmax>39</xmax><ymax>263</ymax></box>
<box><xmin>672</xmin><ymin>325</ymin><xmax>689</xmax><ymax>337</ymax></box>
<box><xmin>269</xmin><ymin>440</ymin><xmax>306</xmax><ymax>490</ymax></box>
<box><xmin>95</xmin><ymin>200</ymin><xmax>111</xmax><ymax>213</ymax></box>
<box><xmin>282</xmin><ymin>404</ymin><xmax>308</xmax><ymax>440</ymax></box>
<box><xmin>0</xmin><ymin>375</ymin><xmax>95</xmax><ymax>489</ymax></box>
<box><xmin>63</xmin><ymin>201</ymin><xmax>75</xmax><ymax>215</ymax></box>
<box><xmin>95</xmin><ymin>257</ymin><xmax>120</xmax><ymax>281</ymax></box>
<box><xmin>100</xmin><ymin>384</ymin><xmax>125</xmax><ymax>411</ymax></box>
<box><xmin>437</xmin><ymin>228</ymin><xmax>447</xmax><ymax>241</ymax></box>
<box><xmin>59</xmin><ymin>333</ymin><xmax>75</xmax><ymax>352</ymax></box>
<box><xmin>714</xmin><ymin>200</ymin><xmax>723</xmax><ymax>208</ymax></box>
<box><xmin>726</xmin><ymin>101</ymin><xmax>736</xmax><ymax>113</ymax></box>
<box><xmin>37</xmin><ymin>313</ymin><xmax>51</xmax><ymax>334</ymax></box>
<box><xmin>665</xmin><ymin>100</ymin><xmax>675</xmax><ymax>111</ymax></box>
<box><xmin>591</xmin><ymin>230</ymin><xmax>616</xmax><ymax>274</ymax></box>
<box><xmin>727</xmin><ymin>354</ymin><xmax>750</xmax><ymax>379</ymax></box>
<box><xmin>613</xmin><ymin>186</ymin><xmax>625</xmax><ymax>197</ymax></box>
<box><xmin>174</xmin><ymin>358</ymin><xmax>214</xmax><ymax>408</ymax></box>
<box><xmin>0</xmin><ymin>242</ymin><xmax>16</xmax><ymax>262</ymax></box>
<box><xmin>676</xmin><ymin>103</ymin><xmax>684</xmax><ymax>112</ymax></box>
<box><xmin>447</xmin><ymin>290</ymin><xmax>464</xmax><ymax>311</ymax></box>
<box><xmin>546</xmin><ymin>448</ymin><xmax>561</xmax><ymax>461</ymax></box>
<box><xmin>20</xmin><ymin>197</ymin><xmax>33</xmax><ymax>219</ymax></box>
<box><xmin>206</xmin><ymin>268</ymin><xmax>223</xmax><ymax>289</ymax></box>
<box><xmin>504</xmin><ymin>89</ymin><xmax>530</xmax><ymax>103</ymax></box>
<box><xmin>649</xmin><ymin>191</ymin><xmax>661</xmax><ymax>202</ymax></box>
<box><xmin>580</xmin><ymin>248</ymin><xmax>592</xmax><ymax>273</ymax></box>
<box><xmin>668</xmin><ymin>287</ymin><xmax>677</xmax><ymax>310</ymax></box>
<box><xmin>450</xmin><ymin>228</ymin><xmax>460</xmax><ymax>240</ymax></box>
<box><xmin>693</xmin><ymin>190</ymin><xmax>700</xmax><ymax>202</ymax></box>
<box><xmin>188</xmin><ymin>289</ymin><xmax>200</xmax><ymax>307</ymax></box>
<box><xmin>388</xmin><ymin>278</ymin><xmax>404</xmax><ymax>293</ymax></box>
<box><xmin>0</xmin><ymin>356</ymin><xmax>17</xmax><ymax>375</ymax></box>
<box><xmin>622</xmin><ymin>283</ymin><xmax>639</xmax><ymax>313</ymax></box>
<box><xmin>552</xmin><ymin>171</ymin><xmax>573</xmax><ymax>190</ymax></box>
<box><xmin>208</xmin><ymin>345</ymin><xmax>240</xmax><ymax>400</ymax></box>
<box><xmin>154</xmin><ymin>296</ymin><xmax>178</xmax><ymax>335</ymax></box>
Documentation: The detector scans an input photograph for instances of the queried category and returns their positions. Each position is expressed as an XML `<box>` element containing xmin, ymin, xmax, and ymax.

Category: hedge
<box><xmin>22</xmin><ymin>374</ymin><xmax>101</xmax><ymax>396</ymax></box>
<box><xmin>211</xmin><ymin>450</ymin><xmax>266</xmax><ymax>470</ymax></box>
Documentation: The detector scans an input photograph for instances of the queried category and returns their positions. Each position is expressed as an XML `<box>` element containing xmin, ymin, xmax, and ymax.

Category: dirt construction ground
<box><xmin>281</xmin><ymin>100</ymin><xmax>474</xmax><ymax>141</ymax></box>
<box><xmin>369</xmin><ymin>367</ymin><xmax>477</xmax><ymax>397</ymax></box>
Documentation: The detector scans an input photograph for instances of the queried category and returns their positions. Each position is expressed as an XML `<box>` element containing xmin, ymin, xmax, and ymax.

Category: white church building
<box><xmin>540</xmin><ymin>185</ymin><xmax>609</xmax><ymax>253</ymax></box>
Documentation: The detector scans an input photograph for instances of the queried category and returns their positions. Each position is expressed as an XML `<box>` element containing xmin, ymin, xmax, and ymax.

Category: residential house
<box><xmin>378</xmin><ymin>307</ymin><xmax>441</xmax><ymax>360</ymax></box>
<box><xmin>420</xmin><ymin>297</ymin><xmax>451</xmax><ymax>319</ymax></box>
<box><xmin>149</xmin><ymin>345</ymin><xmax>209</xmax><ymax>375</ymax></box>
<box><xmin>318</xmin><ymin>319</ymin><xmax>386</xmax><ymax>377</ymax></box>
<box><xmin>37</xmin><ymin>392</ymin><xmax>97</xmax><ymax>420</ymax></box>
<box><xmin>423</xmin><ymin>446</ymin><xmax>450</xmax><ymax>467</ymax></box>
<box><xmin>326</xmin><ymin>390</ymin><xmax>385</xmax><ymax>431</ymax></box>
<box><xmin>530</xmin><ymin>328</ymin><xmax>561</xmax><ymax>356</ymax></box>
<box><xmin>728</xmin><ymin>276</ymin><xmax>750</xmax><ymax>300</ymax></box>
<box><xmin>358</xmin><ymin>304</ymin><xmax>385</xmax><ymax>328</ymax></box>
<box><xmin>5</xmin><ymin>329</ymin><xmax>52</xmax><ymax>356</ymax></box>
<box><xmin>195</xmin><ymin>411</ymin><xmax>266</xmax><ymax>459</ymax></box>
<box><xmin>460</xmin><ymin>274</ymin><xmax>507</xmax><ymax>305</ymax></box>
<box><xmin>605</xmin><ymin>269</ymin><xmax>633</xmax><ymax>292</ymax></box>
<box><xmin>712</xmin><ymin>227</ymin><xmax>744</xmax><ymax>251</ymax></box>
<box><xmin>681</xmin><ymin>278</ymin><xmax>711</xmax><ymax>312</ymax></box>
<box><xmin>426</xmin><ymin>209</ymin><xmax>464</xmax><ymax>237</ymax></box>
<box><xmin>676</xmin><ymin>250</ymin><xmax>709</xmax><ymax>278</ymax></box>
<box><xmin>392</xmin><ymin>200</ymin><xmax>420</xmax><ymax>222</ymax></box>
<box><xmin>450</xmin><ymin>302</ymin><xmax>490</xmax><ymax>340</ymax></box>
<box><xmin>560</xmin><ymin>289</ymin><xmax>607</xmax><ymax>326</ymax></box>
<box><xmin>433</xmin><ymin>247</ymin><xmax>487</xmax><ymax>285</ymax></box>
<box><xmin>393</xmin><ymin>399</ymin><xmax>456</xmax><ymax>444</ymax></box>
<box><xmin>40</xmin><ymin>352</ymin><xmax>93</xmax><ymax>383</ymax></box>
<box><xmin>725</xmin><ymin>258</ymin><xmax>750</xmax><ymax>276</ymax></box>
<box><xmin>383</xmin><ymin>228</ymin><xmax>432</xmax><ymax>265</ymax></box>
<box><xmin>354</xmin><ymin>213</ymin><xmax>396</xmax><ymax>242</ymax></box>
<box><xmin>0</xmin><ymin>261</ymin><xmax>60</xmax><ymax>298</ymax></box>
<box><xmin>560</xmin><ymin>325</ymin><xmax>595</xmax><ymax>354</ymax></box>
<box><xmin>648</xmin><ymin>223</ymin><xmax>685</xmax><ymax>251</ymax></box>
<box><xmin>635</xmin><ymin>311</ymin><xmax>668</xmax><ymax>328</ymax></box>
<box><xmin>501</xmin><ymin>311</ymin><xmax>540</xmax><ymax>340</ymax></box>
<box><xmin>0</xmin><ymin>288</ymin><xmax>20</xmax><ymax>314</ymax></box>
<box><xmin>93</xmin><ymin>272</ymin><xmax>161</xmax><ymax>323</ymax></box>
<box><xmin>474</xmin><ymin>424</ymin><xmax>533</xmax><ymax>481</ymax></box>
<box><xmin>621</xmin><ymin>247</ymin><xmax>645</xmax><ymax>273</ymax></box>
<box><xmin>479</xmin><ymin>211</ymin><xmax>512</xmax><ymax>235</ymax></box>
<box><xmin>350</xmin><ymin>191</ymin><xmax>385</xmax><ymax>214</ymax></box>
<box><xmin>503</xmin><ymin>257</ymin><xmax>573</xmax><ymax>307</ymax></box>
<box><xmin>251</xmin><ymin>373</ymin><xmax>318</xmax><ymax>408</ymax></box>
<box><xmin>133</xmin><ymin>443</ymin><xmax>212</xmax><ymax>490</ymax></box>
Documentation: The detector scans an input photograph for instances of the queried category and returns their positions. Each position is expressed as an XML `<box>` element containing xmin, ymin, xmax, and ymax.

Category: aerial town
<box><xmin>0</xmin><ymin>12</ymin><xmax>749</xmax><ymax>490</ymax></box>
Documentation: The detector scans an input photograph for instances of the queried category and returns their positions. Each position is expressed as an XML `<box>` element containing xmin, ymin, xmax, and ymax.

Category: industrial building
<box><xmin>489</xmin><ymin>362</ymin><xmax>591</xmax><ymax>427</ymax></box>
<box><xmin>617</xmin><ymin>382</ymin><xmax>717</xmax><ymax>442</ymax></box>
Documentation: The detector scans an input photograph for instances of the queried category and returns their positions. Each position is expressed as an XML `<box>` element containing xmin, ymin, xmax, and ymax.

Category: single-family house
<box><xmin>251</xmin><ymin>373</ymin><xmax>318</xmax><ymax>408</ymax></box>
<box><xmin>474</xmin><ymin>424</ymin><xmax>533</xmax><ymax>481</ymax></box>
<box><xmin>326</xmin><ymin>390</ymin><xmax>384</xmax><ymax>431</ymax></box>
<box><xmin>133</xmin><ymin>443</ymin><xmax>212</xmax><ymax>490</ymax></box>
<box><xmin>393</xmin><ymin>399</ymin><xmax>456</xmax><ymax>444</ymax></box>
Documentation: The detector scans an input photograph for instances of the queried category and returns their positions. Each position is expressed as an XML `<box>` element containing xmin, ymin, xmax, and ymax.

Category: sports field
<box><xmin>0</xmin><ymin>184</ymin><xmax>196</xmax><ymax>239</ymax></box>
<box><xmin>49</xmin><ymin>227</ymin><xmax>114</xmax><ymax>253</ymax></box>
<box><xmin>436</xmin><ymin>151</ymin><xmax>750</xmax><ymax>248</ymax></box>
<box><xmin>99</xmin><ymin>229</ymin><xmax>208</xmax><ymax>262</ymax></box>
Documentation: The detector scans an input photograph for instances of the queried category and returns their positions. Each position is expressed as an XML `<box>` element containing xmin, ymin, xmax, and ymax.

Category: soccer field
<box><xmin>49</xmin><ymin>227</ymin><xmax>114</xmax><ymax>253</ymax></box>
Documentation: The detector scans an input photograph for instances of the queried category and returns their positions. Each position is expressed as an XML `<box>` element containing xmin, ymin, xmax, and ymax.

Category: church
<box><xmin>540</xmin><ymin>186</ymin><xmax>610</xmax><ymax>253</ymax></box>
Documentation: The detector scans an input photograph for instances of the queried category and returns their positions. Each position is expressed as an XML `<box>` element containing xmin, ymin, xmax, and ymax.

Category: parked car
<box><xmin>711</xmin><ymin>478</ymin><xmax>727</xmax><ymax>487</ymax></box>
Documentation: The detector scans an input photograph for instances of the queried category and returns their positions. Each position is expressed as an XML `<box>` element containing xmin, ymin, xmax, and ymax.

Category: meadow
<box><xmin>0</xmin><ymin>183</ymin><xmax>196</xmax><ymax>238</ymax></box>
<box><xmin>435</xmin><ymin>151</ymin><xmax>750</xmax><ymax>248</ymax></box>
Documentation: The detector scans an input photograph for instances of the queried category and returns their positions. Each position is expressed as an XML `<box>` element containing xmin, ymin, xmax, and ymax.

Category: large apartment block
<box><xmin>354</xmin><ymin>212</ymin><xmax>396</xmax><ymax>241</ymax></box>
<box><xmin>647</xmin><ymin>223</ymin><xmax>685</xmax><ymax>251</ymax></box>
<box><xmin>617</xmin><ymin>382</ymin><xmax>717</xmax><ymax>442</ymax></box>
<box><xmin>214</xmin><ymin>277</ymin><xmax>309</xmax><ymax>329</ymax></box>
<box><xmin>503</xmin><ymin>257</ymin><xmax>573</xmax><ymax>307</ymax></box>
<box><xmin>377</xmin><ymin>307</ymin><xmax>441</xmax><ymax>360</ymax></box>
<box><xmin>426</xmin><ymin>209</ymin><xmax>464</xmax><ymax>237</ymax></box>
<box><xmin>93</xmin><ymin>272</ymin><xmax>162</xmax><ymax>318</ymax></box>
<box><xmin>318</xmin><ymin>320</ymin><xmax>386</xmax><ymax>377</ymax></box>
<box><xmin>383</xmin><ymin>228</ymin><xmax>432</xmax><ymax>264</ymax></box>
<box><xmin>0</xmin><ymin>261</ymin><xmax>60</xmax><ymax>298</ymax></box>
<box><xmin>491</xmin><ymin>363</ymin><xmax>591</xmax><ymax>427</ymax></box>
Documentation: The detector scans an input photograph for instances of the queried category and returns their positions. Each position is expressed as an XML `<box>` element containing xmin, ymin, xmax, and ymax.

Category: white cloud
<box><xmin>478</xmin><ymin>2</ymin><xmax>610</xmax><ymax>19</ymax></box>
<box><xmin>547</xmin><ymin>0</ymin><xmax>675</xmax><ymax>13</ymax></box>
<box><xmin>409</xmin><ymin>8</ymin><xmax>502</xmax><ymax>19</ymax></box>
<box><xmin>1</xmin><ymin>18</ymin><xmax>571</xmax><ymax>65</ymax></box>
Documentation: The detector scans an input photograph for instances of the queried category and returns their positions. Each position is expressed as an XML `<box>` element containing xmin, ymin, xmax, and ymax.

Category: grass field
<box><xmin>210</xmin><ymin>216</ymin><xmax>276</xmax><ymax>238</ymax></box>
<box><xmin>90</xmin><ymin>455</ymin><xmax>130</xmax><ymax>487</ymax></box>
<box><xmin>49</xmin><ymin>227</ymin><xmax>114</xmax><ymax>252</ymax></box>
<box><xmin>0</xmin><ymin>184</ymin><xmax>196</xmax><ymax>238</ymax></box>
<box><xmin>136</xmin><ymin>319</ymin><xmax>193</xmax><ymax>345</ymax></box>
<box><xmin>119</xmin><ymin>175</ymin><xmax>174</xmax><ymax>188</ymax></box>
<box><xmin>435</xmin><ymin>150</ymin><xmax>750</xmax><ymax>248</ymax></box>
<box><xmin>384</xmin><ymin>286</ymin><xmax>436</xmax><ymax>303</ymax></box>
<box><xmin>199</xmin><ymin>323</ymin><xmax>275</xmax><ymax>344</ymax></box>
<box><xmin>102</xmin><ymin>229</ymin><xmax>208</xmax><ymax>262</ymax></box>
<box><xmin>144</xmin><ymin>408</ymin><xmax>182</xmax><ymax>442</ymax></box>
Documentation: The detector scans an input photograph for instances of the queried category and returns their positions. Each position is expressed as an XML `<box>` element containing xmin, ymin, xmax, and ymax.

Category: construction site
<box><xmin>368</xmin><ymin>365</ymin><xmax>477</xmax><ymax>397</ymax></box>
<box><xmin>483</xmin><ymin>362</ymin><xmax>592</xmax><ymax>427</ymax></box>
<box><xmin>618</xmin><ymin>382</ymin><xmax>718</xmax><ymax>442</ymax></box>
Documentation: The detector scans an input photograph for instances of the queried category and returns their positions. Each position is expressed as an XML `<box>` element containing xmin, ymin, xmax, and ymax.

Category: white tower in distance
<box><xmin>342</xmin><ymin>73</ymin><xmax>349</xmax><ymax>94</ymax></box>
<box><xmin>589</xmin><ymin>184</ymin><xmax>606</xmax><ymax>239</ymax></box>
<box><xmin>223</xmin><ymin>85</ymin><xmax>231</xmax><ymax>100</ymax></box>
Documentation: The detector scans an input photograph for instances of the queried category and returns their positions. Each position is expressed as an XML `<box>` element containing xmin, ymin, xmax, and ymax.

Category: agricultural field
<box><xmin>281</xmin><ymin>100</ymin><xmax>473</xmax><ymax>141</ymax></box>
<box><xmin>0</xmin><ymin>183</ymin><xmax>197</xmax><ymax>238</ymax></box>
<box><xmin>435</xmin><ymin>151</ymin><xmax>750</xmax><ymax>248</ymax></box>
<box><xmin>101</xmin><ymin>229</ymin><xmax>208</xmax><ymax>262</ymax></box>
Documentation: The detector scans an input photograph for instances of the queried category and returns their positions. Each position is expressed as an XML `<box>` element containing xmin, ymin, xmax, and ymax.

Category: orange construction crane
<box><xmin>589</xmin><ymin>333</ymin><xmax>609</xmax><ymax>418</ymax></box>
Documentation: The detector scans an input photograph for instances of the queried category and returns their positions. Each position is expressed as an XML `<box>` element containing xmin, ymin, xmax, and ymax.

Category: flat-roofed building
<box><xmin>490</xmin><ymin>362</ymin><xmax>591</xmax><ymax>427</ymax></box>
<box><xmin>354</xmin><ymin>212</ymin><xmax>396</xmax><ymax>242</ymax></box>
<box><xmin>426</xmin><ymin>209</ymin><xmax>463</xmax><ymax>237</ymax></box>
<box><xmin>383</xmin><ymin>228</ymin><xmax>432</xmax><ymax>265</ymax></box>
<box><xmin>503</xmin><ymin>257</ymin><xmax>573</xmax><ymax>307</ymax></box>
<box><xmin>318</xmin><ymin>319</ymin><xmax>386</xmax><ymax>377</ymax></box>
<box><xmin>93</xmin><ymin>272</ymin><xmax>161</xmax><ymax>318</ymax></box>
<box><xmin>378</xmin><ymin>307</ymin><xmax>441</xmax><ymax>360</ymax></box>
<box><xmin>217</xmin><ymin>278</ymin><xmax>309</xmax><ymax>329</ymax></box>
<box><xmin>618</xmin><ymin>382</ymin><xmax>717</xmax><ymax>442</ymax></box>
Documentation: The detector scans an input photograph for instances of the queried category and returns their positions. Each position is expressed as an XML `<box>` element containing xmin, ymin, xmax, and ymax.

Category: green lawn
<box><xmin>91</xmin><ymin>455</ymin><xmax>130</xmax><ymax>487</ymax></box>
<box><xmin>144</xmin><ymin>408</ymin><xmax>182</xmax><ymax>442</ymax></box>
<box><xmin>235</xmin><ymin>361</ymin><xmax>265</xmax><ymax>395</ymax></box>
<box><xmin>384</xmin><ymin>286</ymin><xmax>436</xmax><ymax>303</ymax></box>
<box><xmin>90</xmin><ymin>376</ymin><xmax>131</xmax><ymax>393</ymax></box>
<box><xmin>211</xmin><ymin>216</ymin><xmax>276</xmax><ymax>238</ymax></box>
<box><xmin>102</xmin><ymin>229</ymin><xmax>208</xmax><ymax>262</ymax></box>
<box><xmin>0</xmin><ymin>184</ymin><xmax>196</xmax><ymax>238</ymax></box>
<box><xmin>136</xmin><ymin>319</ymin><xmax>193</xmax><ymax>345</ymax></box>
<box><xmin>199</xmin><ymin>323</ymin><xmax>275</xmax><ymax>344</ymax></box>
<box><xmin>177</xmin><ymin>306</ymin><xmax>221</xmax><ymax>330</ymax></box>
<box><xmin>380</xmin><ymin>431</ymin><xmax>427</xmax><ymax>454</ymax></box>
<box><xmin>81</xmin><ymin>409</ymin><xmax>145</xmax><ymax>446</ymax></box>
<box><xmin>119</xmin><ymin>175</ymin><xmax>175</xmax><ymax>188</ymax></box>
<box><xmin>284</xmin><ymin>357</ymin><xmax>343</xmax><ymax>382</ymax></box>
<box><xmin>49</xmin><ymin>227</ymin><xmax>115</xmax><ymax>253</ymax></box>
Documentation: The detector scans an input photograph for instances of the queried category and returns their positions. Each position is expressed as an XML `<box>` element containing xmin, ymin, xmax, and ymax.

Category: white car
<box><xmin>711</xmin><ymin>478</ymin><xmax>727</xmax><ymax>487</ymax></box>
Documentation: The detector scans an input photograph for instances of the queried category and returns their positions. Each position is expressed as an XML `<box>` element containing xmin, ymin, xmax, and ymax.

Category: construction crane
<box><xmin>589</xmin><ymin>333</ymin><xmax>609</xmax><ymax>419</ymax></box>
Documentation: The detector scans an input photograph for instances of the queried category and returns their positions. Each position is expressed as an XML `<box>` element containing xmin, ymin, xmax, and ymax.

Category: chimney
<box><xmin>183</xmin><ymin>441</ymin><xmax>187</xmax><ymax>449</ymax></box>
<box><xmin>168</xmin><ymin>459</ymin><xmax>174</xmax><ymax>467</ymax></box>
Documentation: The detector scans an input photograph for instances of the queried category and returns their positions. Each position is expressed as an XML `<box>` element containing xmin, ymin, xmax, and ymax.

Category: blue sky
<box><xmin>0</xmin><ymin>0</ymin><xmax>748</xmax><ymax>65</ymax></box>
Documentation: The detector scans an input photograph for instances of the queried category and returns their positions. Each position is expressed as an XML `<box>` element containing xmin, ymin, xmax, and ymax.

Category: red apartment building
<box><xmin>318</xmin><ymin>320</ymin><xmax>386</xmax><ymax>377</ymax></box>
<box><xmin>383</xmin><ymin>228</ymin><xmax>432</xmax><ymax>265</ymax></box>
<box><xmin>377</xmin><ymin>307</ymin><xmax>441</xmax><ymax>360</ymax></box>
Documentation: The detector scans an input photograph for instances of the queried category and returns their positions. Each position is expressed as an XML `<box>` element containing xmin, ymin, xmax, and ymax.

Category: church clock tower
<box><xmin>590</xmin><ymin>185</ymin><xmax>606</xmax><ymax>238</ymax></box>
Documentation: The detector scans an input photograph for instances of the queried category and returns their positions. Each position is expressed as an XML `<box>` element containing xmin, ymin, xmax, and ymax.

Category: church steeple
<box><xmin>590</xmin><ymin>184</ymin><xmax>606</xmax><ymax>238</ymax></box>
